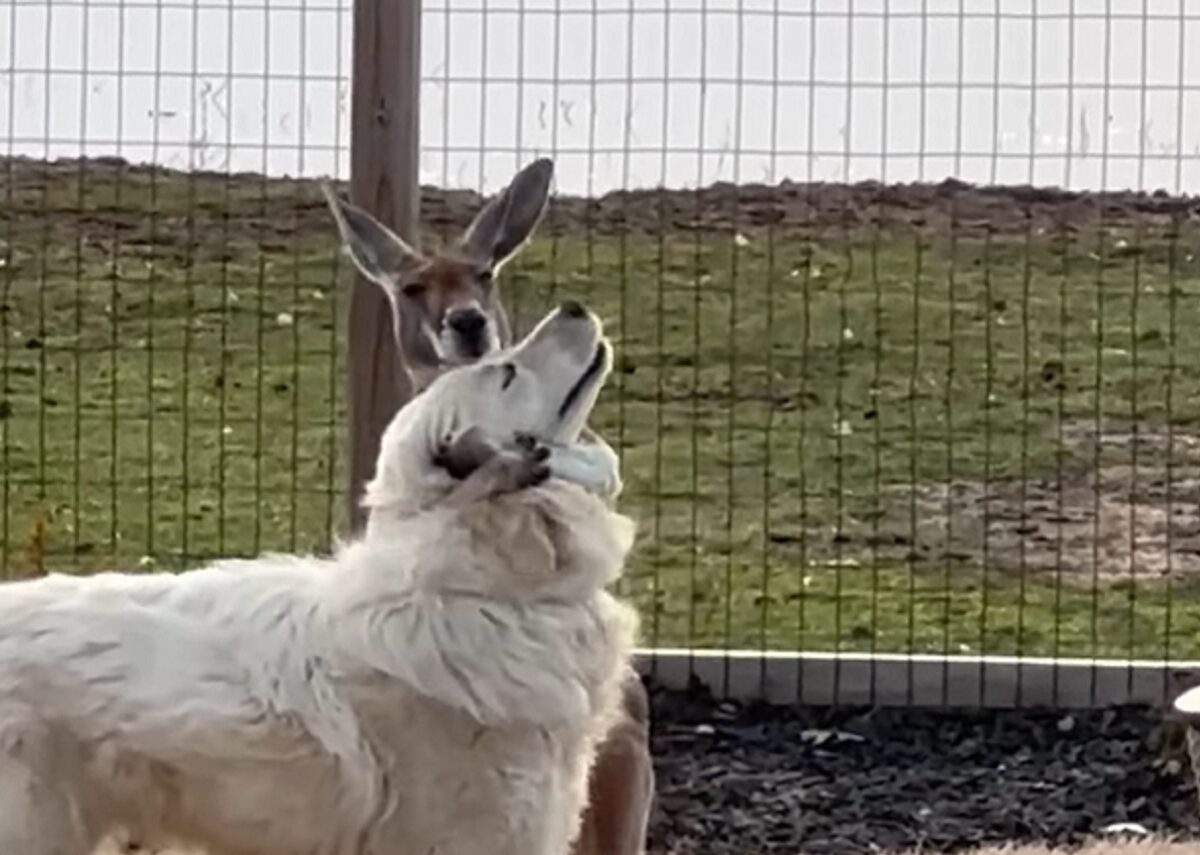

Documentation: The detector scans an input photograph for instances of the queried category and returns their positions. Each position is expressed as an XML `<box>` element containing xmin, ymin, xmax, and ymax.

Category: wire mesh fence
<box><xmin>2</xmin><ymin>1</ymin><xmax>1200</xmax><ymax>674</ymax></box>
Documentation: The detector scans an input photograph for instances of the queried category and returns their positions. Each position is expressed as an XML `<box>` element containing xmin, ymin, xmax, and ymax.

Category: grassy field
<box><xmin>4</xmin><ymin>157</ymin><xmax>1200</xmax><ymax>659</ymax></box>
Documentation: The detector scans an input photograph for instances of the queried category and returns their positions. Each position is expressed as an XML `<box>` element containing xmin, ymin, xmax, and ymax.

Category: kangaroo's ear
<box><xmin>323</xmin><ymin>183</ymin><xmax>443</xmax><ymax>377</ymax></box>
<box><xmin>322</xmin><ymin>183</ymin><xmax>425</xmax><ymax>292</ymax></box>
<box><xmin>457</xmin><ymin>158</ymin><xmax>553</xmax><ymax>272</ymax></box>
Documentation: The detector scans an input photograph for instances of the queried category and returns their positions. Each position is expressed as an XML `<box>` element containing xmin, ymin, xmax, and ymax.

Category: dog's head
<box><xmin>322</xmin><ymin>159</ymin><xmax>553</xmax><ymax>391</ymax></box>
<box><xmin>362</xmin><ymin>300</ymin><xmax>611</xmax><ymax>519</ymax></box>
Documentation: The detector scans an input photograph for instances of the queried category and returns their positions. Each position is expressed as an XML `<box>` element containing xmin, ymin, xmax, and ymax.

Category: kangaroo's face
<box><xmin>387</xmin><ymin>254</ymin><xmax>506</xmax><ymax>376</ymax></box>
<box><xmin>323</xmin><ymin>159</ymin><xmax>554</xmax><ymax>391</ymax></box>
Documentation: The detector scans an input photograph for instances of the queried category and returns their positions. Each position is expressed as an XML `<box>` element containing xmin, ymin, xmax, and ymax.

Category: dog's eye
<box><xmin>501</xmin><ymin>363</ymin><xmax>517</xmax><ymax>390</ymax></box>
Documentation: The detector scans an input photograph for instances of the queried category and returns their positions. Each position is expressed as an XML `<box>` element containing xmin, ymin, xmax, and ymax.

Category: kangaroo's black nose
<box><xmin>447</xmin><ymin>308</ymin><xmax>487</xmax><ymax>336</ymax></box>
<box><xmin>558</xmin><ymin>299</ymin><xmax>587</xmax><ymax>319</ymax></box>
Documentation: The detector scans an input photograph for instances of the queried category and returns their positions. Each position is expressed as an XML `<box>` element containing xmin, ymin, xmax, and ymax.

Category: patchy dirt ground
<box><xmin>883</xmin><ymin>467</ymin><xmax>1200</xmax><ymax>580</ymax></box>
<box><xmin>10</xmin><ymin>153</ymin><xmax>1200</xmax><ymax>527</ymax></box>
<box><xmin>853</xmin><ymin>422</ymin><xmax>1200</xmax><ymax>580</ymax></box>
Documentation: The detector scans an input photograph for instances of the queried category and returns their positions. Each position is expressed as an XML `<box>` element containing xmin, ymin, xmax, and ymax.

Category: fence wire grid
<box><xmin>2</xmin><ymin>0</ymin><xmax>1200</xmax><ymax>678</ymax></box>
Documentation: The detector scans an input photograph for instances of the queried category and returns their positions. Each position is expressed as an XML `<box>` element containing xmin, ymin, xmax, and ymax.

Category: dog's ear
<box><xmin>457</xmin><ymin>158</ymin><xmax>553</xmax><ymax>273</ymax></box>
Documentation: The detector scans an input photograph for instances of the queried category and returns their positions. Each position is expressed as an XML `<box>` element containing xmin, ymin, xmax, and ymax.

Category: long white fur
<box><xmin>0</xmin><ymin>310</ymin><xmax>638</xmax><ymax>855</ymax></box>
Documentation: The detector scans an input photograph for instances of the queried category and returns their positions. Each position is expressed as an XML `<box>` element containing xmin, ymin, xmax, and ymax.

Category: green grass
<box><xmin>5</xmin><ymin>157</ymin><xmax>1200</xmax><ymax>659</ymax></box>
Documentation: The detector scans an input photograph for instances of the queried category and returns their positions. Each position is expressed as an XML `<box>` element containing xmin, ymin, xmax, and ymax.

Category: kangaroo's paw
<box><xmin>435</xmin><ymin>428</ymin><xmax>551</xmax><ymax>507</ymax></box>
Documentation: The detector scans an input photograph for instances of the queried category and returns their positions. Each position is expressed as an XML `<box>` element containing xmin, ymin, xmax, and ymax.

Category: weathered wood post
<box><xmin>346</xmin><ymin>0</ymin><xmax>421</xmax><ymax>534</ymax></box>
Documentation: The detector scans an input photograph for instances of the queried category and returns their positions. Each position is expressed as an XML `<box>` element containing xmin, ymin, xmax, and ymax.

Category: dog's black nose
<box><xmin>558</xmin><ymin>299</ymin><xmax>587</xmax><ymax>319</ymax></box>
<box><xmin>447</xmin><ymin>308</ymin><xmax>487</xmax><ymax>337</ymax></box>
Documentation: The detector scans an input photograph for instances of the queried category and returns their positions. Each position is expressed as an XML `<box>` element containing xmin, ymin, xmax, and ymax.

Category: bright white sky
<box><xmin>2</xmin><ymin>0</ymin><xmax>1198</xmax><ymax>194</ymax></box>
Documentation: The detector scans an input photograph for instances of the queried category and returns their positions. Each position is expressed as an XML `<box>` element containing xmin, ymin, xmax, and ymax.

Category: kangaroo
<box><xmin>323</xmin><ymin>159</ymin><xmax>654</xmax><ymax>855</ymax></box>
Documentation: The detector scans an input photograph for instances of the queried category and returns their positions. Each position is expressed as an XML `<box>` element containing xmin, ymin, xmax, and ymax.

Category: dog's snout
<box><xmin>558</xmin><ymin>299</ymin><xmax>587</xmax><ymax>320</ymax></box>
<box><xmin>447</xmin><ymin>308</ymin><xmax>487</xmax><ymax>337</ymax></box>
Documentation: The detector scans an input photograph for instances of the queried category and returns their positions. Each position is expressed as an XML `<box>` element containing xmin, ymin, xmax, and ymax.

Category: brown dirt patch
<box><xmin>893</xmin><ymin>470</ymin><xmax>1200</xmax><ymax>580</ymax></box>
<box><xmin>861</xmin><ymin>424</ymin><xmax>1200</xmax><ymax>580</ymax></box>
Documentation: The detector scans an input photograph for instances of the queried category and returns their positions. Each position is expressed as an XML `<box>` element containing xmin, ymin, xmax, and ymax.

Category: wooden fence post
<box><xmin>346</xmin><ymin>0</ymin><xmax>421</xmax><ymax>535</ymax></box>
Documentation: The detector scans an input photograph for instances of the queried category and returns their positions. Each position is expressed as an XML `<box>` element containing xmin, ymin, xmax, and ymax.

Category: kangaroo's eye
<box><xmin>501</xmin><ymin>363</ymin><xmax>517</xmax><ymax>390</ymax></box>
<box><xmin>477</xmin><ymin>269</ymin><xmax>494</xmax><ymax>288</ymax></box>
<box><xmin>400</xmin><ymin>282</ymin><xmax>427</xmax><ymax>299</ymax></box>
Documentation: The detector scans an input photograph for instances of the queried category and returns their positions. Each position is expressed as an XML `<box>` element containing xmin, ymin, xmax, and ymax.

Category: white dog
<box><xmin>0</xmin><ymin>302</ymin><xmax>638</xmax><ymax>855</ymax></box>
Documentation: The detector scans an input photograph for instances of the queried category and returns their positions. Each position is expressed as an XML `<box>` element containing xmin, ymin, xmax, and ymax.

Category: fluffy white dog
<box><xmin>0</xmin><ymin>301</ymin><xmax>638</xmax><ymax>855</ymax></box>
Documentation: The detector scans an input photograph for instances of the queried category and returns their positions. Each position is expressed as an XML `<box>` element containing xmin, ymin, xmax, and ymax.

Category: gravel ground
<box><xmin>646</xmin><ymin>681</ymin><xmax>1200</xmax><ymax>855</ymax></box>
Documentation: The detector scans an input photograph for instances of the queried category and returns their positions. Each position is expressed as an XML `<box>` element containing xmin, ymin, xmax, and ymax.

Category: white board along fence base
<box><xmin>635</xmin><ymin>649</ymin><xmax>1200</xmax><ymax>709</ymax></box>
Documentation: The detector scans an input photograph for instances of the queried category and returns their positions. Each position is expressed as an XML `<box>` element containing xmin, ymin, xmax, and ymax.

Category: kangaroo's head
<box><xmin>323</xmin><ymin>159</ymin><xmax>554</xmax><ymax>391</ymax></box>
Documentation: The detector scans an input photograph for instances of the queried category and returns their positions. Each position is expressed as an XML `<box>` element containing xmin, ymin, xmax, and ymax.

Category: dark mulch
<box><xmin>646</xmin><ymin>680</ymin><xmax>1200</xmax><ymax>854</ymax></box>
